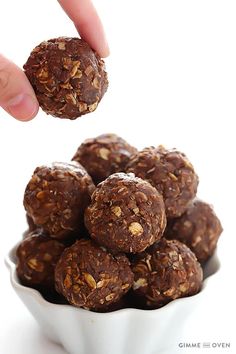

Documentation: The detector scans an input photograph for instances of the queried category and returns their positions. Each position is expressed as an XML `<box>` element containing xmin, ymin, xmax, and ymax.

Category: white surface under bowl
<box><xmin>5</xmin><ymin>243</ymin><xmax>220</xmax><ymax>354</ymax></box>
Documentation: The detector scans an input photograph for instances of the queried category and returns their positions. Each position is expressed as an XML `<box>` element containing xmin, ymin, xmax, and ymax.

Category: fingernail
<box><xmin>101</xmin><ymin>37</ymin><xmax>110</xmax><ymax>58</ymax></box>
<box><xmin>5</xmin><ymin>93</ymin><xmax>38</xmax><ymax>121</ymax></box>
<box><xmin>104</xmin><ymin>41</ymin><xmax>110</xmax><ymax>57</ymax></box>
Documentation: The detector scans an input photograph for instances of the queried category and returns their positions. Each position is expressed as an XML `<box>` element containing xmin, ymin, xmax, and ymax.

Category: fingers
<box><xmin>58</xmin><ymin>0</ymin><xmax>109</xmax><ymax>58</ymax></box>
<box><xmin>0</xmin><ymin>54</ymin><xmax>39</xmax><ymax>121</ymax></box>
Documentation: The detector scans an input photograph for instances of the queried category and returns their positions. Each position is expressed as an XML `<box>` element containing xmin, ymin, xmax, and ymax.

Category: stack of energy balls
<box><xmin>16</xmin><ymin>37</ymin><xmax>222</xmax><ymax>311</ymax></box>
<box><xmin>17</xmin><ymin>133</ymin><xmax>222</xmax><ymax>311</ymax></box>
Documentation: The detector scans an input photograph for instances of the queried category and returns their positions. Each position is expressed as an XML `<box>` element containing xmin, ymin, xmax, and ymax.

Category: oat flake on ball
<box><xmin>55</xmin><ymin>239</ymin><xmax>134</xmax><ymax>310</ymax></box>
<box><xmin>84</xmin><ymin>172</ymin><xmax>167</xmax><ymax>253</ymax></box>
<box><xmin>23</xmin><ymin>162</ymin><xmax>95</xmax><ymax>239</ymax></box>
<box><xmin>17</xmin><ymin>230</ymin><xmax>66</xmax><ymax>290</ymax></box>
<box><xmin>165</xmin><ymin>199</ymin><xmax>223</xmax><ymax>264</ymax></box>
<box><xmin>72</xmin><ymin>133</ymin><xmax>138</xmax><ymax>184</ymax></box>
<box><xmin>24</xmin><ymin>37</ymin><xmax>108</xmax><ymax>119</ymax></box>
<box><xmin>126</xmin><ymin>145</ymin><xmax>199</xmax><ymax>218</ymax></box>
<box><xmin>131</xmin><ymin>238</ymin><xmax>203</xmax><ymax>308</ymax></box>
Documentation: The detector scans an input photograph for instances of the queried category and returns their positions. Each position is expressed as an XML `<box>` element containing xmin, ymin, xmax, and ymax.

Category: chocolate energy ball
<box><xmin>84</xmin><ymin>173</ymin><xmax>166</xmax><ymax>253</ymax></box>
<box><xmin>24</xmin><ymin>37</ymin><xmax>108</xmax><ymax>119</ymax></box>
<box><xmin>16</xmin><ymin>230</ymin><xmax>66</xmax><ymax>290</ymax></box>
<box><xmin>126</xmin><ymin>146</ymin><xmax>199</xmax><ymax>218</ymax></box>
<box><xmin>165</xmin><ymin>199</ymin><xmax>223</xmax><ymax>264</ymax></box>
<box><xmin>24</xmin><ymin>161</ymin><xmax>95</xmax><ymax>239</ymax></box>
<box><xmin>55</xmin><ymin>239</ymin><xmax>134</xmax><ymax>310</ymax></box>
<box><xmin>72</xmin><ymin>133</ymin><xmax>138</xmax><ymax>184</ymax></box>
<box><xmin>131</xmin><ymin>238</ymin><xmax>203</xmax><ymax>308</ymax></box>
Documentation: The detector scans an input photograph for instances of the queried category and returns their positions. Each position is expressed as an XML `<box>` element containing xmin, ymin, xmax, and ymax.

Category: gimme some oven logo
<box><xmin>178</xmin><ymin>342</ymin><xmax>231</xmax><ymax>349</ymax></box>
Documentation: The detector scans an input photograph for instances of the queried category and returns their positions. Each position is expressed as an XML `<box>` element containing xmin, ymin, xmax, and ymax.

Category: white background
<box><xmin>0</xmin><ymin>0</ymin><xmax>235</xmax><ymax>353</ymax></box>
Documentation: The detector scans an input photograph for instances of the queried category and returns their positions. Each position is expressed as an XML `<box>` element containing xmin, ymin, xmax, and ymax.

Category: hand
<box><xmin>0</xmin><ymin>0</ymin><xmax>109</xmax><ymax>122</ymax></box>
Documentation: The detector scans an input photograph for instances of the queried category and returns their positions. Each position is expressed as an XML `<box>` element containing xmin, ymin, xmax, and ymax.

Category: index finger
<box><xmin>58</xmin><ymin>0</ymin><xmax>109</xmax><ymax>58</ymax></box>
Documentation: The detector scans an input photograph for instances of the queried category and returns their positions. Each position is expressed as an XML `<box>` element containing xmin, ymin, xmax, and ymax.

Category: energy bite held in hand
<box><xmin>165</xmin><ymin>199</ymin><xmax>223</xmax><ymax>264</ymax></box>
<box><xmin>24</xmin><ymin>161</ymin><xmax>95</xmax><ymax>239</ymax></box>
<box><xmin>72</xmin><ymin>133</ymin><xmax>138</xmax><ymax>184</ymax></box>
<box><xmin>84</xmin><ymin>173</ymin><xmax>166</xmax><ymax>253</ymax></box>
<box><xmin>24</xmin><ymin>37</ymin><xmax>108</xmax><ymax>119</ymax></box>
<box><xmin>17</xmin><ymin>230</ymin><xmax>66</xmax><ymax>290</ymax></box>
<box><xmin>131</xmin><ymin>238</ymin><xmax>203</xmax><ymax>308</ymax></box>
<box><xmin>126</xmin><ymin>146</ymin><xmax>199</xmax><ymax>218</ymax></box>
<box><xmin>55</xmin><ymin>239</ymin><xmax>134</xmax><ymax>310</ymax></box>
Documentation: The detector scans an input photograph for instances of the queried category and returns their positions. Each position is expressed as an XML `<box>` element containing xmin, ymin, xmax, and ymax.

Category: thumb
<box><xmin>0</xmin><ymin>54</ymin><xmax>39</xmax><ymax>121</ymax></box>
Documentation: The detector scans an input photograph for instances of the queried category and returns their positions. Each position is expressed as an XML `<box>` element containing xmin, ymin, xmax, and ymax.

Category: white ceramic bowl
<box><xmin>5</xmin><ymin>243</ymin><xmax>220</xmax><ymax>354</ymax></box>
